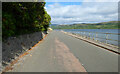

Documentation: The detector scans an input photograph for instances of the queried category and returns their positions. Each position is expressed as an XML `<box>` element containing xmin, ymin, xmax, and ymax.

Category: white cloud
<box><xmin>83</xmin><ymin>0</ymin><xmax>119</xmax><ymax>2</ymax></box>
<box><xmin>45</xmin><ymin>0</ymin><xmax>119</xmax><ymax>2</ymax></box>
<box><xmin>46</xmin><ymin>2</ymin><xmax>118</xmax><ymax>24</ymax></box>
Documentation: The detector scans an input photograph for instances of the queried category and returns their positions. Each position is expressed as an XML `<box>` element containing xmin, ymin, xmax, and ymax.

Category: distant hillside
<box><xmin>50</xmin><ymin>24</ymin><xmax>59</xmax><ymax>26</ymax></box>
<box><xmin>51</xmin><ymin>21</ymin><xmax>120</xmax><ymax>29</ymax></box>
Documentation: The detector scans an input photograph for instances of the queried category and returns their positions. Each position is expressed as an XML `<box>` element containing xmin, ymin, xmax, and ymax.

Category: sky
<box><xmin>45</xmin><ymin>0</ymin><xmax>119</xmax><ymax>25</ymax></box>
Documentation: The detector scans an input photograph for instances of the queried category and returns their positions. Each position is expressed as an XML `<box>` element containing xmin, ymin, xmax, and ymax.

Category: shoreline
<box><xmin>53</xmin><ymin>29</ymin><xmax>120</xmax><ymax>30</ymax></box>
<box><xmin>61</xmin><ymin>31</ymin><xmax>119</xmax><ymax>55</ymax></box>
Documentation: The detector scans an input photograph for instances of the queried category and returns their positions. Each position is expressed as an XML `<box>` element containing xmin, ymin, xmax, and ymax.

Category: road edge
<box><xmin>1</xmin><ymin>32</ymin><xmax>50</xmax><ymax>73</ymax></box>
<box><xmin>62</xmin><ymin>31</ymin><xmax>120</xmax><ymax>55</ymax></box>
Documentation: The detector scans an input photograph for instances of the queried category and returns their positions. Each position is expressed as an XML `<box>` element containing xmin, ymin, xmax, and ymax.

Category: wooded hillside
<box><xmin>2</xmin><ymin>2</ymin><xmax>51</xmax><ymax>38</ymax></box>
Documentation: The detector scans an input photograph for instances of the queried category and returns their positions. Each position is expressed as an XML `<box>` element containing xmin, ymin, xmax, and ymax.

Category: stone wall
<box><xmin>2</xmin><ymin>31</ymin><xmax>46</xmax><ymax>68</ymax></box>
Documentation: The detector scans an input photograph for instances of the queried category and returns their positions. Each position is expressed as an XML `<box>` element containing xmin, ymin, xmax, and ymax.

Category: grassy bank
<box><xmin>51</xmin><ymin>21</ymin><xmax>119</xmax><ymax>29</ymax></box>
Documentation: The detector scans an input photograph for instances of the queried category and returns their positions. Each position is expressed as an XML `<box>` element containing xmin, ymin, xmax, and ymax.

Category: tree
<box><xmin>2</xmin><ymin>2</ymin><xmax>51</xmax><ymax>38</ymax></box>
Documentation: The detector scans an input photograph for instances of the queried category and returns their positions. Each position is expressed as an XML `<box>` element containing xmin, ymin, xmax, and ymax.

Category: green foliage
<box><xmin>2</xmin><ymin>2</ymin><xmax>51</xmax><ymax>39</ymax></box>
<box><xmin>51</xmin><ymin>21</ymin><xmax>119</xmax><ymax>29</ymax></box>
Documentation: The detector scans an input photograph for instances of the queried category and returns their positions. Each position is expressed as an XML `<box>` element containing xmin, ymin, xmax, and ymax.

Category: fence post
<box><xmin>80</xmin><ymin>32</ymin><xmax>82</xmax><ymax>37</ymax></box>
<box><xmin>82</xmin><ymin>32</ymin><xmax>84</xmax><ymax>38</ymax></box>
<box><xmin>84</xmin><ymin>32</ymin><xmax>86</xmax><ymax>38</ymax></box>
<box><xmin>81</xmin><ymin>32</ymin><xmax>83</xmax><ymax>37</ymax></box>
<box><xmin>96</xmin><ymin>33</ymin><xmax>98</xmax><ymax>41</ymax></box>
<box><xmin>106</xmin><ymin>34</ymin><xmax>108</xmax><ymax>43</ymax></box>
<box><xmin>93</xmin><ymin>34</ymin><xmax>94</xmax><ymax>40</ymax></box>
<box><xmin>89</xmin><ymin>32</ymin><xmax>91</xmax><ymax>39</ymax></box>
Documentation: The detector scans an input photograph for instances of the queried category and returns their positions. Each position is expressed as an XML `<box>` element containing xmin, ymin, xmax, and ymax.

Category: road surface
<box><xmin>9</xmin><ymin>31</ymin><xmax>118</xmax><ymax>72</ymax></box>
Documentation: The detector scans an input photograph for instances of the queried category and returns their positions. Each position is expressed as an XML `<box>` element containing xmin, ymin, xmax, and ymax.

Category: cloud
<box><xmin>83</xmin><ymin>0</ymin><xmax>119</xmax><ymax>2</ymax></box>
<box><xmin>45</xmin><ymin>0</ymin><xmax>119</xmax><ymax>2</ymax></box>
<box><xmin>46</xmin><ymin>2</ymin><xmax>118</xmax><ymax>24</ymax></box>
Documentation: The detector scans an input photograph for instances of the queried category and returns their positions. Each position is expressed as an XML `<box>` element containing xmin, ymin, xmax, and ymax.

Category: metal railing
<box><xmin>69</xmin><ymin>31</ymin><xmax>120</xmax><ymax>46</ymax></box>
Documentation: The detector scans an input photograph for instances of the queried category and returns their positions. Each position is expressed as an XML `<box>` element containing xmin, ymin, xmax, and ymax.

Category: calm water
<box><xmin>56</xmin><ymin>29</ymin><xmax>119</xmax><ymax>46</ymax></box>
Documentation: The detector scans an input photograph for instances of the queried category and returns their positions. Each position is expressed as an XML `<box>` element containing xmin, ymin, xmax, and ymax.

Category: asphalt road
<box><xmin>10</xmin><ymin>31</ymin><xmax>118</xmax><ymax>72</ymax></box>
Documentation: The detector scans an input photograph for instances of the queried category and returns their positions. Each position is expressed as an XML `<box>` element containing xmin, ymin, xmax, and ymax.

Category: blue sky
<box><xmin>45</xmin><ymin>0</ymin><xmax>119</xmax><ymax>25</ymax></box>
<box><xmin>46</xmin><ymin>2</ymin><xmax>82</xmax><ymax>8</ymax></box>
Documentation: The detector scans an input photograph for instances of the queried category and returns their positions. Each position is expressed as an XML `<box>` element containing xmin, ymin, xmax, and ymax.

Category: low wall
<box><xmin>2</xmin><ymin>31</ymin><xmax>46</xmax><ymax>69</ymax></box>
